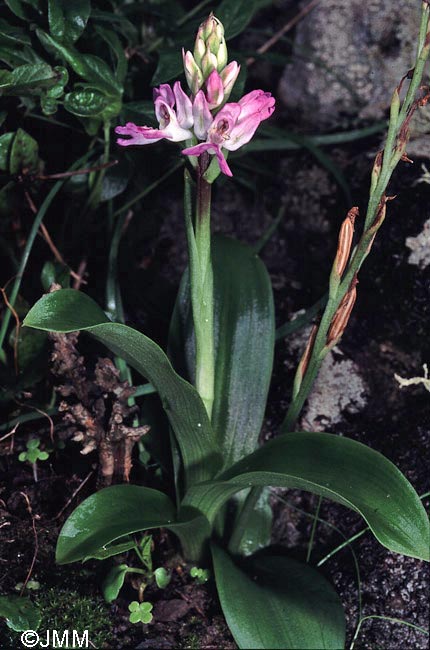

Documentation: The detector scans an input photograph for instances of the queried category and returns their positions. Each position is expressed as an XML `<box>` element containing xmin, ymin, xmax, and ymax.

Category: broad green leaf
<box><xmin>23</xmin><ymin>289</ymin><xmax>222</xmax><ymax>485</ymax></box>
<box><xmin>211</xmin><ymin>544</ymin><xmax>345</xmax><ymax>650</ymax></box>
<box><xmin>102</xmin><ymin>564</ymin><xmax>129</xmax><ymax>603</ymax></box>
<box><xmin>171</xmin><ymin>235</ymin><xmax>275</xmax><ymax>466</ymax></box>
<box><xmin>36</xmin><ymin>30</ymin><xmax>122</xmax><ymax>96</ymax></box>
<box><xmin>0</xmin><ymin>63</ymin><xmax>58</xmax><ymax>95</ymax></box>
<box><xmin>64</xmin><ymin>89</ymin><xmax>109</xmax><ymax>117</ymax></box>
<box><xmin>85</xmin><ymin>539</ymin><xmax>135</xmax><ymax>561</ymax></box>
<box><xmin>55</xmin><ymin>485</ymin><xmax>211</xmax><ymax>564</ymax></box>
<box><xmin>185</xmin><ymin>432</ymin><xmax>430</xmax><ymax>561</ymax></box>
<box><xmin>151</xmin><ymin>50</ymin><xmax>183</xmax><ymax>86</ymax></box>
<box><xmin>9</xmin><ymin>128</ymin><xmax>39</xmax><ymax>174</ymax></box>
<box><xmin>217</xmin><ymin>0</ymin><xmax>273</xmax><ymax>39</ymax></box>
<box><xmin>48</xmin><ymin>0</ymin><xmax>91</xmax><ymax>43</ymax></box>
<box><xmin>0</xmin><ymin>595</ymin><xmax>41</xmax><ymax>632</ymax></box>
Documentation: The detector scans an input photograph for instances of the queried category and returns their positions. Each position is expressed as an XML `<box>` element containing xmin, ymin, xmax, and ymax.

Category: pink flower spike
<box><xmin>115</xmin><ymin>123</ymin><xmax>165</xmax><ymax>146</ymax></box>
<box><xmin>206</xmin><ymin>70</ymin><xmax>224</xmax><ymax>109</ymax></box>
<box><xmin>192</xmin><ymin>90</ymin><xmax>213</xmax><ymax>140</ymax></box>
<box><xmin>173</xmin><ymin>81</ymin><xmax>193</xmax><ymax>129</ymax></box>
<box><xmin>154</xmin><ymin>98</ymin><xmax>193</xmax><ymax>142</ymax></box>
<box><xmin>153</xmin><ymin>84</ymin><xmax>175</xmax><ymax>107</ymax></box>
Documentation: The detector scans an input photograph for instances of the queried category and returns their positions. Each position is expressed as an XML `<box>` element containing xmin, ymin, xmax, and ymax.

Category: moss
<box><xmin>0</xmin><ymin>587</ymin><xmax>113</xmax><ymax>649</ymax></box>
<box><xmin>182</xmin><ymin>632</ymin><xmax>200</xmax><ymax>649</ymax></box>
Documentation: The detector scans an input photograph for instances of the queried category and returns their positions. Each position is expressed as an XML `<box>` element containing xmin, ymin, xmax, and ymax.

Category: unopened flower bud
<box><xmin>220</xmin><ymin>61</ymin><xmax>240</xmax><ymax>102</ymax></box>
<box><xmin>182</xmin><ymin>49</ymin><xmax>204</xmax><ymax>94</ymax></box>
<box><xmin>194</xmin><ymin>13</ymin><xmax>228</xmax><ymax>77</ymax></box>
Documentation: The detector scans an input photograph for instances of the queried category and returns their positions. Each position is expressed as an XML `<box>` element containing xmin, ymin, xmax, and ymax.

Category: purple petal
<box><xmin>182</xmin><ymin>142</ymin><xmax>215</xmax><ymax>157</ymax></box>
<box><xmin>153</xmin><ymin>84</ymin><xmax>175</xmax><ymax>107</ymax></box>
<box><xmin>115</xmin><ymin>123</ymin><xmax>164</xmax><ymax>146</ymax></box>
<box><xmin>192</xmin><ymin>91</ymin><xmax>213</xmax><ymax>140</ymax></box>
<box><xmin>173</xmin><ymin>81</ymin><xmax>193</xmax><ymax>129</ymax></box>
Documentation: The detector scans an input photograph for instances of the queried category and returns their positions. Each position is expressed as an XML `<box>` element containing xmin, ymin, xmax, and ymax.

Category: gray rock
<box><xmin>279</xmin><ymin>0</ymin><xmax>422</xmax><ymax>125</ymax></box>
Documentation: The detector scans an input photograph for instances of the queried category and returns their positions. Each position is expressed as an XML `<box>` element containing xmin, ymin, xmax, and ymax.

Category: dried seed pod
<box><xmin>334</xmin><ymin>207</ymin><xmax>358</xmax><ymax>278</ymax></box>
<box><xmin>327</xmin><ymin>279</ymin><xmax>358</xmax><ymax>346</ymax></box>
<box><xmin>293</xmin><ymin>324</ymin><xmax>318</xmax><ymax>398</ymax></box>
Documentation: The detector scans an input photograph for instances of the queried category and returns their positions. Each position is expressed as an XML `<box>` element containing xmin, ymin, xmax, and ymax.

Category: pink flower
<box><xmin>115</xmin><ymin>81</ymin><xmax>193</xmax><ymax>146</ymax></box>
<box><xmin>182</xmin><ymin>90</ymin><xmax>275</xmax><ymax>176</ymax></box>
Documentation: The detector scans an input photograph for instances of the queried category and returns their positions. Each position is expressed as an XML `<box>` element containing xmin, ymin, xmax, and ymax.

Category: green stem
<box><xmin>86</xmin><ymin>120</ymin><xmax>111</xmax><ymax>211</ymax></box>
<box><xmin>0</xmin><ymin>151</ymin><xmax>94</xmax><ymax>355</ymax></box>
<box><xmin>184</xmin><ymin>159</ymin><xmax>215</xmax><ymax>419</ymax></box>
<box><xmin>281</xmin><ymin>3</ymin><xmax>430</xmax><ymax>432</ymax></box>
<box><xmin>306</xmin><ymin>496</ymin><xmax>322</xmax><ymax>562</ymax></box>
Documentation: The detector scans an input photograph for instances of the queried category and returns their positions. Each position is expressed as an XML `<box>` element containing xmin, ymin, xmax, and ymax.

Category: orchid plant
<box><xmin>23</xmin><ymin>8</ymin><xmax>430</xmax><ymax>650</ymax></box>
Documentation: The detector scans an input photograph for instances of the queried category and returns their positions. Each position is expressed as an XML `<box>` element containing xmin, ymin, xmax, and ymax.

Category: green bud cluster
<box><xmin>183</xmin><ymin>13</ymin><xmax>228</xmax><ymax>94</ymax></box>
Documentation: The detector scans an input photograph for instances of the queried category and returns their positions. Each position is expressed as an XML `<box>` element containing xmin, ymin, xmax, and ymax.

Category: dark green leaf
<box><xmin>48</xmin><ymin>0</ymin><xmax>91</xmax><ymax>43</ymax></box>
<box><xmin>0</xmin><ymin>132</ymin><xmax>14</xmax><ymax>171</ymax></box>
<box><xmin>95</xmin><ymin>25</ymin><xmax>127</xmax><ymax>84</ymax></box>
<box><xmin>23</xmin><ymin>289</ymin><xmax>222</xmax><ymax>486</ymax></box>
<box><xmin>9</xmin><ymin>128</ymin><xmax>39</xmax><ymax>174</ymax></box>
<box><xmin>0</xmin><ymin>19</ymin><xmax>31</xmax><ymax>46</ymax></box>
<box><xmin>211</xmin><ymin>544</ymin><xmax>345</xmax><ymax>650</ymax></box>
<box><xmin>0</xmin><ymin>63</ymin><xmax>58</xmax><ymax>95</ymax></box>
<box><xmin>36</xmin><ymin>30</ymin><xmax>122</xmax><ymax>96</ymax></box>
<box><xmin>185</xmin><ymin>432</ymin><xmax>430</xmax><ymax>561</ymax></box>
<box><xmin>151</xmin><ymin>50</ymin><xmax>183</xmax><ymax>86</ymax></box>
<box><xmin>86</xmin><ymin>539</ymin><xmax>135</xmax><ymax>561</ymax></box>
<box><xmin>102</xmin><ymin>564</ymin><xmax>129</xmax><ymax>603</ymax></box>
<box><xmin>64</xmin><ymin>89</ymin><xmax>109</xmax><ymax>117</ymax></box>
<box><xmin>100</xmin><ymin>159</ymin><xmax>131</xmax><ymax>201</ymax></box>
<box><xmin>0</xmin><ymin>595</ymin><xmax>41</xmax><ymax>632</ymax></box>
<box><xmin>121</xmin><ymin>100</ymin><xmax>156</xmax><ymax>125</ymax></box>
<box><xmin>217</xmin><ymin>0</ymin><xmax>273</xmax><ymax>39</ymax></box>
<box><xmin>55</xmin><ymin>485</ymin><xmax>211</xmax><ymax>564</ymax></box>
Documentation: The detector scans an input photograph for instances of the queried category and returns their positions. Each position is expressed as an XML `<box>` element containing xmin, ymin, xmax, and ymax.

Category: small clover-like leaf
<box><xmin>27</xmin><ymin>439</ymin><xmax>40</xmax><ymax>450</ymax></box>
<box><xmin>38</xmin><ymin>451</ymin><xmax>49</xmax><ymax>461</ymax></box>
<box><xmin>128</xmin><ymin>601</ymin><xmax>153</xmax><ymax>625</ymax></box>
<box><xmin>190</xmin><ymin>566</ymin><xmax>210</xmax><ymax>584</ymax></box>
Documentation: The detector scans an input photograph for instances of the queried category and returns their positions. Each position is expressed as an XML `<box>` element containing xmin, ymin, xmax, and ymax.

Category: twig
<box><xmin>53</xmin><ymin>470</ymin><xmax>94</xmax><ymax>520</ymax></box>
<box><xmin>0</xmin><ymin>285</ymin><xmax>21</xmax><ymax>374</ymax></box>
<box><xmin>73</xmin><ymin>258</ymin><xmax>88</xmax><ymax>290</ymax></box>
<box><xmin>246</xmin><ymin>0</ymin><xmax>321</xmax><ymax>66</ymax></box>
<box><xmin>15</xmin><ymin>400</ymin><xmax>55</xmax><ymax>443</ymax></box>
<box><xmin>36</xmin><ymin>159</ymin><xmax>118</xmax><ymax>181</ymax></box>
<box><xmin>24</xmin><ymin>190</ymin><xmax>86</xmax><ymax>284</ymax></box>
<box><xmin>19</xmin><ymin>492</ymin><xmax>39</xmax><ymax>596</ymax></box>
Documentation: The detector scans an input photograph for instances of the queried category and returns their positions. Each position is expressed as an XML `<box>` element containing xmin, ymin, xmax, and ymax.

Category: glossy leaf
<box><xmin>55</xmin><ymin>485</ymin><xmax>210</xmax><ymax>564</ymax></box>
<box><xmin>48</xmin><ymin>0</ymin><xmax>91</xmax><ymax>43</ymax></box>
<box><xmin>171</xmin><ymin>235</ymin><xmax>275</xmax><ymax>467</ymax></box>
<box><xmin>185</xmin><ymin>432</ymin><xmax>430</xmax><ymax>561</ymax></box>
<box><xmin>23</xmin><ymin>289</ymin><xmax>221</xmax><ymax>486</ymax></box>
<box><xmin>64</xmin><ymin>89</ymin><xmax>108</xmax><ymax>117</ymax></box>
<box><xmin>0</xmin><ymin>595</ymin><xmax>41</xmax><ymax>632</ymax></box>
<box><xmin>0</xmin><ymin>63</ymin><xmax>58</xmax><ymax>95</ymax></box>
<box><xmin>217</xmin><ymin>0</ymin><xmax>273</xmax><ymax>39</ymax></box>
<box><xmin>36</xmin><ymin>30</ymin><xmax>122</xmax><ymax>96</ymax></box>
<box><xmin>211</xmin><ymin>544</ymin><xmax>345</xmax><ymax>650</ymax></box>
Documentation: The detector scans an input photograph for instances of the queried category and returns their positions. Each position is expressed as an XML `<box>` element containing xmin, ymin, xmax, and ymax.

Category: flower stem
<box><xmin>184</xmin><ymin>160</ymin><xmax>215</xmax><ymax>420</ymax></box>
<box><xmin>281</xmin><ymin>1</ymin><xmax>430</xmax><ymax>432</ymax></box>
